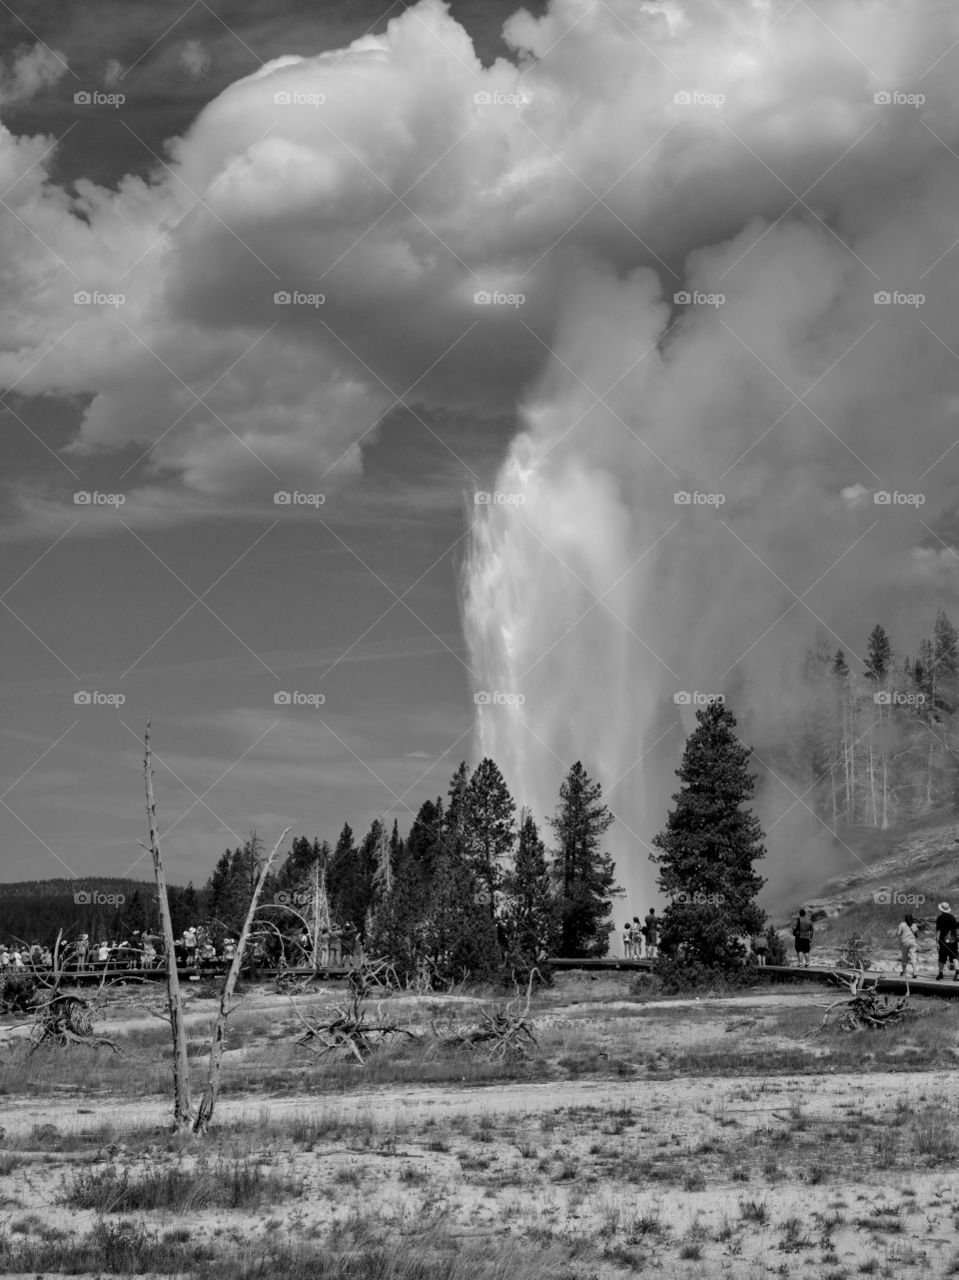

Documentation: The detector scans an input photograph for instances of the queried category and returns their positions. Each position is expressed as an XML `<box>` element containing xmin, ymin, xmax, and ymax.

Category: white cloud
<box><xmin>0</xmin><ymin>44</ymin><xmax>68</xmax><ymax>105</ymax></box>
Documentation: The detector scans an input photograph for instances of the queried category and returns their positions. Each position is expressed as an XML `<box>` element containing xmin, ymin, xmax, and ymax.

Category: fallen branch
<box><xmin>810</xmin><ymin>966</ymin><xmax>913</xmax><ymax>1033</ymax></box>
<box><xmin>28</xmin><ymin>994</ymin><xmax>120</xmax><ymax>1054</ymax></box>
<box><xmin>433</xmin><ymin>969</ymin><xmax>539</xmax><ymax>1061</ymax></box>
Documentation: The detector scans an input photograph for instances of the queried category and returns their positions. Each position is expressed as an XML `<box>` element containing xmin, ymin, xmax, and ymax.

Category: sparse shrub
<box><xmin>64</xmin><ymin>1158</ymin><xmax>305</xmax><ymax>1212</ymax></box>
<box><xmin>740</xmin><ymin>1197</ymin><xmax>769</xmax><ymax>1224</ymax></box>
<box><xmin>764</xmin><ymin>925</ymin><xmax>788</xmax><ymax>966</ymax></box>
<box><xmin>653</xmin><ymin>956</ymin><xmax>754</xmax><ymax>994</ymax></box>
<box><xmin>1</xmin><ymin>972</ymin><xmax>38</xmax><ymax>1013</ymax></box>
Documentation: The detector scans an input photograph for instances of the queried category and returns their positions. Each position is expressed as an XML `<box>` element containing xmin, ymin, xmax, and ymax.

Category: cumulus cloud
<box><xmin>3</xmin><ymin>0</ymin><xmax>959</xmax><ymax>897</ymax></box>
<box><xmin>0</xmin><ymin>44</ymin><xmax>68</xmax><ymax>105</ymax></box>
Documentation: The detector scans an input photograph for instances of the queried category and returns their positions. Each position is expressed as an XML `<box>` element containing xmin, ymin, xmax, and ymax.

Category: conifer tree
<box><xmin>650</xmin><ymin>702</ymin><xmax>766</xmax><ymax>968</ymax></box>
<box><xmin>501</xmin><ymin>809</ymin><xmax>558</xmax><ymax>971</ymax></box>
<box><xmin>463</xmin><ymin>757</ymin><xmax>516</xmax><ymax>918</ymax></box>
<box><xmin>549</xmin><ymin>762</ymin><xmax>618</xmax><ymax>957</ymax></box>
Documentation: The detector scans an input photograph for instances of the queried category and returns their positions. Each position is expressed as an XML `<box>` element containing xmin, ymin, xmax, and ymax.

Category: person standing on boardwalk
<box><xmin>897</xmin><ymin>912</ymin><xmax>920</xmax><ymax>979</ymax></box>
<box><xmin>792</xmin><ymin>909</ymin><xmax>814</xmax><ymax>967</ymax></box>
<box><xmin>935</xmin><ymin>902</ymin><xmax>959</xmax><ymax>981</ymax></box>
<box><xmin>751</xmin><ymin>931</ymin><xmax>768</xmax><ymax>966</ymax></box>
<box><xmin>644</xmin><ymin>909</ymin><xmax>658</xmax><ymax>960</ymax></box>
<box><xmin>622</xmin><ymin>920</ymin><xmax>633</xmax><ymax>959</ymax></box>
<box><xmin>632</xmin><ymin>916</ymin><xmax>645</xmax><ymax>959</ymax></box>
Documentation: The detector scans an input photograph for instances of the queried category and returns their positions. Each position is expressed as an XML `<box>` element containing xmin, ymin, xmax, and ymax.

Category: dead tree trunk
<box><xmin>143</xmin><ymin>719</ymin><xmax>193</xmax><ymax>1131</ymax></box>
<box><xmin>193</xmin><ymin>825</ymin><xmax>292</xmax><ymax>1133</ymax></box>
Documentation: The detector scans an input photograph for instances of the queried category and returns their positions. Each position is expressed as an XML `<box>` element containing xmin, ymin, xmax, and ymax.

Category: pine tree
<box><xmin>549</xmin><ymin>762</ymin><xmax>618</xmax><ymax>957</ymax></box>
<box><xmin>406</xmin><ymin>799</ymin><xmax>444</xmax><ymax>880</ymax></box>
<box><xmin>423</xmin><ymin>843</ymin><xmax>501</xmax><ymax>982</ymax></box>
<box><xmin>501</xmin><ymin>809</ymin><xmax>558</xmax><ymax>972</ymax></box>
<box><xmin>369</xmin><ymin>839</ymin><xmax>424</xmax><ymax>978</ymax></box>
<box><xmin>443</xmin><ymin>763</ymin><xmax>470</xmax><ymax>857</ymax></box>
<box><xmin>864</xmin><ymin>625</ymin><xmax>893</xmax><ymax>828</ymax></box>
<box><xmin>463</xmin><ymin>757</ymin><xmax>516</xmax><ymax>918</ymax></box>
<box><xmin>650</xmin><ymin>702</ymin><xmax>766</xmax><ymax>969</ymax></box>
<box><xmin>329</xmin><ymin>823</ymin><xmax>375</xmax><ymax>934</ymax></box>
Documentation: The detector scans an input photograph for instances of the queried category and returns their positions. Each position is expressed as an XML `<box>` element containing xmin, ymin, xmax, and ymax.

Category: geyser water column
<box><xmin>462</xmin><ymin>270</ymin><xmax>672</xmax><ymax>913</ymax></box>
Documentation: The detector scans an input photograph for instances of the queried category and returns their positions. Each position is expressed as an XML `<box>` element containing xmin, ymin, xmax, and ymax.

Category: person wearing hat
<box><xmin>935</xmin><ymin>901</ymin><xmax>959</xmax><ymax>980</ymax></box>
<box><xmin>896</xmin><ymin>912</ymin><xmax>920</xmax><ymax>979</ymax></box>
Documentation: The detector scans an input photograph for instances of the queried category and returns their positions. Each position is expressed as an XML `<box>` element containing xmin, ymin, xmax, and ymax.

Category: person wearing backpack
<box><xmin>792</xmin><ymin>909</ymin><xmax>814</xmax><ymax>967</ymax></box>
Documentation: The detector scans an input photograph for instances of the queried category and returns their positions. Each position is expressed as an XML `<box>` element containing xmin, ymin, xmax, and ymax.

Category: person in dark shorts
<box><xmin>793</xmin><ymin>909</ymin><xmax>813</xmax><ymax>967</ymax></box>
<box><xmin>751</xmin><ymin>931</ymin><xmax>768</xmax><ymax>966</ymax></box>
<box><xmin>644</xmin><ymin>909</ymin><xmax>658</xmax><ymax>960</ymax></box>
<box><xmin>935</xmin><ymin>901</ymin><xmax>959</xmax><ymax>980</ymax></box>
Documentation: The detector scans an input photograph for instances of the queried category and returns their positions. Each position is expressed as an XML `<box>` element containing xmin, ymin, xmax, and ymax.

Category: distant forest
<box><xmin>790</xmin><ymin>611</ymin><xmax>959</xmax><ymax>830</ymax></box>
<box><xmin>0</xmin><ymin>759</ymin><xmax>624</xmax><ymax>978</ymax></box>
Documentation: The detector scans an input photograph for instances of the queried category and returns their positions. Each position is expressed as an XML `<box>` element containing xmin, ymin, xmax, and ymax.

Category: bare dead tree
<box><xmin>430</xmin><ymin>970</ymin><xmax>539</xmax><ymax>1060</ymax></box>
<box><xmin>192</xmin><ymin>826</ymin><xmax>292</xmax><ymax>1133</ymax></box>
<box><xmin>26</xmin><ymin>930</ymin><xmax>120</xmax><ymax>1053</ymax></box>
<box><xmin>812</xmin><ymin>966</ymin><xmax>913</xmax><ymax>1032</ymax></box>
<box><xmin>291</xmin><ymin>966</ymin><xmax>422</xmax><ymax>1064</ymax></box>
<box><xmin>141</xmin><ymin>718</ymin><xmax>193</xmax><ymax>1131</ymax></box>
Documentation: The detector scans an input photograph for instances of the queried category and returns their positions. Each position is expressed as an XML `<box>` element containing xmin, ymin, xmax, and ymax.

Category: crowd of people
<box><xmin>619</xmin><ymin>900</ymin><xmax>959</xmax><ymax>979</ymax></box>
<box><xmin>0</xmin><ymin>922</ymin><xmax>365</xmax><ymax>973</ymax></box>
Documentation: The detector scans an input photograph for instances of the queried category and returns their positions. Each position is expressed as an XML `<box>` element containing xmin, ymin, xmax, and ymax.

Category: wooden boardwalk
<box><xmin>546</xmin><ymin>956</ymin><xmax>959</xmax><ymax>997</ymax></box>
<box><xmin>25</xmin><ymin>958</ymin><xmax>959</xmax><ymax>999</ymax></box>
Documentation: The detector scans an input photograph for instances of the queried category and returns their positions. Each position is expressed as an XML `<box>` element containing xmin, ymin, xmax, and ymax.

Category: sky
<box><xmin>2</xmin><ymin>0</ymin><xmax>959</xmax><ymax>912</ymax></box>
<box><xmin>0</xmin><ymin>0</ymin><xmax>543</xmax><ymax>889</ymax></box>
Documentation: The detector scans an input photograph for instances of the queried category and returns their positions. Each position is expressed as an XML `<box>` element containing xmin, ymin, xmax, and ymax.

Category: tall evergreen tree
<box><xmin>650</xmin><ymin>702</ymin><xmax>766</xmax><ymax>968</ymax></box>
<box><xmin>463</xmin><ymin>757</ymin><xmax>516</xmax><ymax>918</ymax></box>
<box><xmin>864</xmin><ymin>625</ymin><xmax>893</xmax><ymax>827</ymax></box>
<box><xmin>865</xmin><ymin>624</ymin><xmax>892</xmax><ymax>685</ymax></box>
<box><xmin>329</xmin><ymin>822</ymin><xmax>375</xmax><ymax>933</ymax></box>
<box><xmin>548</xmin><ymin>762</ymin><xmax>618</xmax><ymax>957</ymax></box>
<box><xmin>501</xmin><ymin>809</ymin><xmax>558</xmax><ymax>972</ymax></box>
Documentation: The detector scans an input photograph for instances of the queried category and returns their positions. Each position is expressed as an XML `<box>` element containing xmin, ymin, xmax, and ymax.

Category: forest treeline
<box><xmin>793</xmin><ymin>611</ymin><xmax>959</xmax><ymax>830</ymax></box>
<box><xmin>1</xmin><ymin>760</ymin><xmax>623</xmax><ymax>980</ymax></box>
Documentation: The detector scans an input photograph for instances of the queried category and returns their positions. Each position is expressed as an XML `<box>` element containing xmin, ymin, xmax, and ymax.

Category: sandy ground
<box><xmin>4</xmin><ymin>978</ymin><xmax>959</xmax><ymax>1276</ymax></box>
